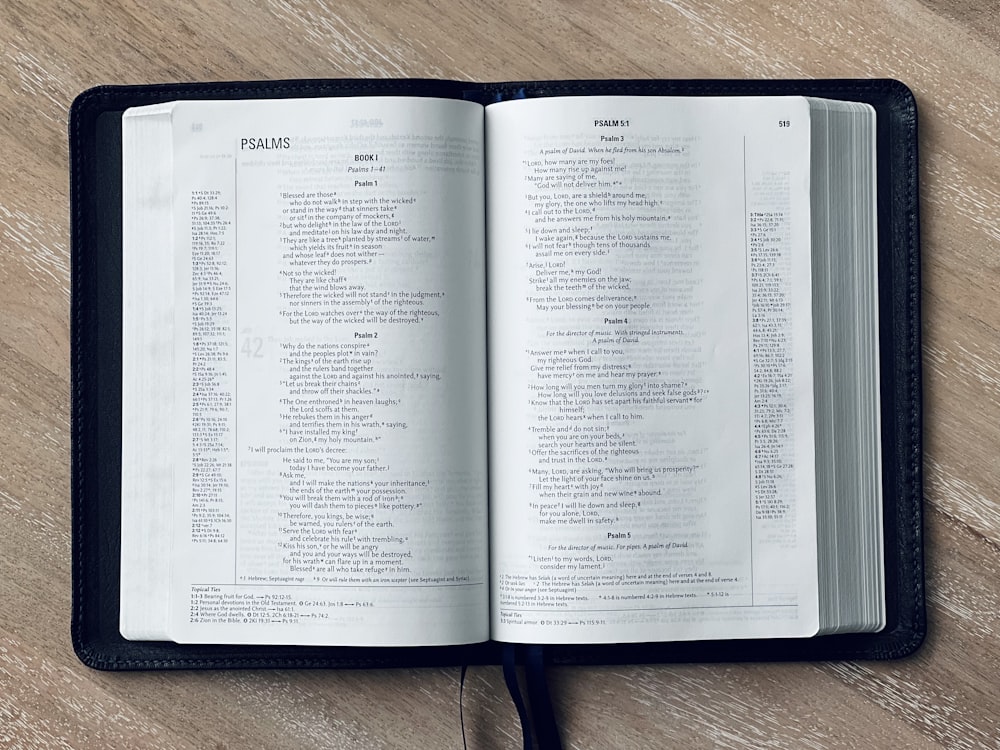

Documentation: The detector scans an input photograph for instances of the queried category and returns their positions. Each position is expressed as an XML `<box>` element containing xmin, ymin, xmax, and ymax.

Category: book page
<box><xmin>120</xmin><ymin>103</ymin><xmax>177</xmax><ymax>640</ymax></box>
<box><xmin>166</xmin><ymin>97</ymin><xmax>487</xmax><ymax>646</ymax></box>
<box><xmin>486</xmin><ymin>96</ymin><xmax>818</xmax><ymax>643</ymax></box>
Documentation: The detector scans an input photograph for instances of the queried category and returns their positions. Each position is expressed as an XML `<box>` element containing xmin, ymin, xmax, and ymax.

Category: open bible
<box><xmin>70</xmin><ymin>79</ymin><xmax>924</xmax><ymax>669</ymax></box>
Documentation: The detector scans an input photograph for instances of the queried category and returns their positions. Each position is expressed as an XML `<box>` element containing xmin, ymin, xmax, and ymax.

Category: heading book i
<box><xmin>70</xmin><ymin>78</ymin><xmax>924</xmax><ymax>670</ymax></box>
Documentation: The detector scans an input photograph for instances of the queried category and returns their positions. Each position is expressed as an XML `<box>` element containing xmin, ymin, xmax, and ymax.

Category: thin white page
<box><xmin>167</xmin><ymin>97</ymin><xmax>488</xmax><ymax>646</ymax></box>
<box><xmin>486</xmin><ymin>96</ymin><xmax>818</xmax><ymax>644</ymax></box>
<box><xmin>120</xmin><ymin>103</ymin><xmax>176</xmax><ymax>640</ymax></box>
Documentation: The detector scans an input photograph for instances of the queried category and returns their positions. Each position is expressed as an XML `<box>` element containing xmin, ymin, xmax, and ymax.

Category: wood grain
<box><xmin>2</xmin><ymin>0</ymin><xmax>998</xmax><ymax>747</ymax></box>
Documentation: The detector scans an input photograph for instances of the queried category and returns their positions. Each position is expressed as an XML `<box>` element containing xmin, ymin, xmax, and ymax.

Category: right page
<box><xmin>486</xmin><ymin>96</ymin><xmax>819</xmax><ymax>644</ymax></box>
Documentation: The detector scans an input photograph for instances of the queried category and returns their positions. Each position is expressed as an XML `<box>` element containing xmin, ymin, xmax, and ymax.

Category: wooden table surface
<box><xmin>3</xmin><ymin>0</ymin><xmax>998</xmax><ymax>747</ymax></box>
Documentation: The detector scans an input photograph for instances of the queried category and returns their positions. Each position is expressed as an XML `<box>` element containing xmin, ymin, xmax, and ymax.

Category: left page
<box><xmin>131</xmin><ymin>96</ymin><xmax>488</xmax><ymax>646</ymax></box>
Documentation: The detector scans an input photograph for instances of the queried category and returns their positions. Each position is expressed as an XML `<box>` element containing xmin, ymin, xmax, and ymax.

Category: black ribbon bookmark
<box><xmin>500</xmin><ymin>644</ymin><xmax>563</xmax><ymax>750</ymax></box>
<box><xmin>502</xmin><ymin>645</ymin><xmax>534</xmax><ymax>750</ymax></box>
<box><xmin>525</xmin><ymin>646</ymin><xmax>562</xmax><ymax>750</ymax></box>
<box><xmin>460</xmin><ymin>664</ymin><xmax>470</xmax><ymax>750</ymax></box>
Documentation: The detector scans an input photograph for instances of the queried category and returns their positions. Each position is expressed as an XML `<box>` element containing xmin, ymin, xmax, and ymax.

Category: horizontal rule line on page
<box><xmin>499</xmin><ymin>604</ymin><xmax>798</xmax><ymax>613</ymax></box>
<box><xmin>193</xmin><ymin>582</ymin><xmax>486</xmax><ymax>589</ymax></box>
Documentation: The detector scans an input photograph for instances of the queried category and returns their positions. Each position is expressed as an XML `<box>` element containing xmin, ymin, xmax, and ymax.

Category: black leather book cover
<box><xmin>70</xmin><ymin>78</ymin><xmax>923</xmax><ymax>670</ymax></box>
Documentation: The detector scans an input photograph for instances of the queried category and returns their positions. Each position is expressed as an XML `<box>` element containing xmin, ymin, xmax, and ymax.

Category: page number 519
<box><xmin>778</xmin><ymin>120</ymin><xmax>791</xmax><ymax>127</ymax></box>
